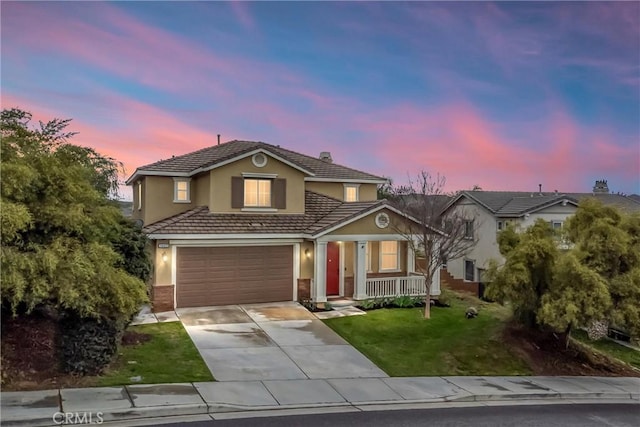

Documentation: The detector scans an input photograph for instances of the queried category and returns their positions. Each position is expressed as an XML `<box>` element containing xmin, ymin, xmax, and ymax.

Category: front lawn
<box><xmin>324</xmin><ymin>298</ymin><xmax>531</xmax><ymax>376</ymax></box>
<box><xmin>97</xmin><ymin>322</ymin><xmax>213</xmax><ymax>386</ymax></box>
<box><xmin>572</xmin><ymin>329</ymin><xmax>640</xmax><ymax>370</ymax></box>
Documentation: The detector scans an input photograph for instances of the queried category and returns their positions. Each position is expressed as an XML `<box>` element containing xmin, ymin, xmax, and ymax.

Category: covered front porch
<box><xmin>306</xmin><ymin>237</ymin><xmax>440</xmax><ymax>303</ymax></box>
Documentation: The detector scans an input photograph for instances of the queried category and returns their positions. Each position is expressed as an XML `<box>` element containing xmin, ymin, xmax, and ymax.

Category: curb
<box><xmin>2</xmin><ymin>391</ymin><xmax>638</xmax><ymax>426</ymax></box>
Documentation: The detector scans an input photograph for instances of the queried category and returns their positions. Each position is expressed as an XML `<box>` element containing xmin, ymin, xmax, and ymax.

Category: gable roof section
<box><xmin>126</xmin><ymin>140</ymin><xmax>386</xmax><ymax>184</ymax></box>
<box><xmin>444</xmin><ymin>190</ymin><xmax>640</xmax><ymax>217</ymax></box>
<box><xmin>143</xmin><ymin>191</ymin><xmax>437</xmax><ymax>238</ymax></box>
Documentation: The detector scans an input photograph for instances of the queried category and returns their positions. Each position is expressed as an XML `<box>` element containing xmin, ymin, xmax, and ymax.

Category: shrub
<box><xmin>393</xmin><ymin>295</ymin><xmax>414</xmax><ymax>308</ymax></box>
<box><xmin>59</xmin><ymin>311</ymin><xmax>127</xmax><ymax>375</ymax></box>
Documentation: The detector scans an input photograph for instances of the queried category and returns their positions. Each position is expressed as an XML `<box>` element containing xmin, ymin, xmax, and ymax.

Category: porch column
<box><xmin>406</xmin><ymin>240</ymin><xmax>416</xmax><ymax>274</ymax></box>
<box><xmin>313</xmin><ymin>241</ymin><xmax>328</xmax><ymax>303</ymax></box>
<box><xmin>354</xmin><ymin>240</ymin><xmax>367</xmax><ymax>300</ymax></box>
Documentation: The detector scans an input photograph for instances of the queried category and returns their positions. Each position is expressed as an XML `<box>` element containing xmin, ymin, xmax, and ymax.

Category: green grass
<box><xmin>572</xmin><ymin>329</ymin><xmax>640</xmax><ymax>370</ymax></box>
<box><xmin>324</xmin><ymin>298</ymin><xmax>531</xmax><ymax>376</ymax></box>
<box><xmin>96</xmin><ymin>322</ymin><xmax>213</xmax><ymax>386</ymax></box>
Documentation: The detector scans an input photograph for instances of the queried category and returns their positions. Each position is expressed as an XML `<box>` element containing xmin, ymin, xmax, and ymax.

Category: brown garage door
<box><xmin>176</xmin><ymin>246</ymin><xmax>293</xmax><ymax>307</ymax></box>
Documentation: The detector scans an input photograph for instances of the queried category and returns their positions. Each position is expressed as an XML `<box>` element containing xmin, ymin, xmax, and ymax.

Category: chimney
<box><xmin>593</xmin><ymin>179</ymin><xmax>609</xmax><ymax>194</ymax></box>
<box><xmin>538</xmin><ymin>184</ymin><xmax>542</xmax><ymax>195</ymax></box>
<box><xmin>319</xmin><ymin>151</ymin><xmax>333</xmax><ymax>163</ymax></box>
<box><xmin>217</xmin><ymin>134</ymin><xmax>221</xmax><ymax>145</ymax></box>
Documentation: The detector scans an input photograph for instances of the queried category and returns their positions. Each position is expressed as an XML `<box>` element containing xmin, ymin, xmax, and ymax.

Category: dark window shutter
<box><xmin>273</xmin><ymin>178</ymin><xmax>286</xmax><ymax>209</ymax></box>
<box><xmin>231</xmin><ymin>176</ymin><xmax>244</xmax><ymax>208</ymax></box>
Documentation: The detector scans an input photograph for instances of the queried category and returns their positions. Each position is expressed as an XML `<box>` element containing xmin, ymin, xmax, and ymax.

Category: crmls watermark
<box><xmin>52</xmin><ymin>412</ymin><xmax>104</xmax><ymax>425</ymax></box>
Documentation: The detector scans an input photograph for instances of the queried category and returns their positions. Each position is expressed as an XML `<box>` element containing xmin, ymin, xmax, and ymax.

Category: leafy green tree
<box><xmin>486</xmin><ymin>200</ymin><xmax>640</xmax><ymax>342</ymax></box>
<box><xmin>538</xmin><ymin>253</ymin><xmax>612</xmax><ymax>343</ymax></box>
<box><xmin>485</xmin><ymin>220</ymin><xmax>558</xmax><ymax>328</ymax></box>
<box><xmin>564</xmin><ymin>199</ymin><xmax>640</xmax><ymax>338</ymax></box>
<box><xmin>1</xmin><ymin>108</ymin><xmax>148</xmax><ymax>320</ymax></box>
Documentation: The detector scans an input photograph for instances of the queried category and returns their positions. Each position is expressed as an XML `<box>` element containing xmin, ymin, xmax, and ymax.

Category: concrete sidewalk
<box><xmin>2</xmin><ymin>376</ymin><xmax>638</xmax><ymax>426</ymax></box>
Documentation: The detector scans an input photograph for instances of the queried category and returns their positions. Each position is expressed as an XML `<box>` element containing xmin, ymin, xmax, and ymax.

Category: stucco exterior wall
<box><xmin>344</xmin><ymin>241</ymin><xmax>355</xmax><ymax>276</ymax></box>
<box><xmin>209</xmin><ymin>155</ymin><xmax>306</xmax><ymax>214</ymax></box>
<box><xmin>300</xmin><ymin>240</ymin><xmax>314</xmax><ymax>279</ymax></box>
<box><xmin>139</xmin><ymin>176</ymin><xmax>197</xmax><ymax>225</ymax></box>
<box><xmin>194</xmin><ymin>172</ymin><xmax>210</xmax><ymax>206</ymax></box>
<box><xmin>326</xmin><ymin>209</ymin><xmax>410</xmax><ymax>236</ymax></box>
<box><xmin>517</xmin><ymin>205</ymin><xmax>576</xmax><ymax>229</ymax></box>
<box><xmin>447</xmin><ymin>199</ymin><xmax>578</xmax><ymax>281</ymax></box>
<box><xmin>447</xmin><ymin>199</ymin><xmax>500</xmax><ymax>281</ymax></box>
<box><xmin>304</xmin><ymin>182</ymin><xmax>378</xmax><ymax>202</ymax></box>
<box><xmin>153</xmin><ymin>243</ymin><xmax>172</xmax><ymax>286</ymax></box>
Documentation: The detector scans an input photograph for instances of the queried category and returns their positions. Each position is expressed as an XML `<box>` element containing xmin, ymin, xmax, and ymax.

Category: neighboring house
<box><xmin>442</xmin><ymin>180</ymin><xmax>640</xmax><ymax>285</ymax></box>
<box><xmin>126</xmin><ymin>140</ymin><xmax>438</xmax><ymax>312</ymax></box>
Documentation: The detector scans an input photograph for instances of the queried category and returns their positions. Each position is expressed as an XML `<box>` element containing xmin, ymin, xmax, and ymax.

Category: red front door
<box><xmin>326</xmin><ymin>242</ymin><xmax>340</xmax><ymax>295</ymax></box>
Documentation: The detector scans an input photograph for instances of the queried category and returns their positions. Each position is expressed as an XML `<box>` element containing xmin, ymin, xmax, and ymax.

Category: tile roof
<box><xmin>144</xmin><ymin>191</ymin><xmax>386</xmax><ymax>236</ymax></box>
<box><xmin>130</xmin><ymin>140</ymin><xmax>385</xmax><ymax>182</ymax></box>
<box><xmin>457</xmin><ymin>191</ymin><xmax>640</xmax><ymax>216</ymax></box>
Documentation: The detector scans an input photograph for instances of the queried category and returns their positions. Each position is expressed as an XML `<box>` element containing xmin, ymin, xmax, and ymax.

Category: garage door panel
<box><xmin>176</xmin><ymin>246</ymin><xmax>293</xmax><ymax>307</ymax></box>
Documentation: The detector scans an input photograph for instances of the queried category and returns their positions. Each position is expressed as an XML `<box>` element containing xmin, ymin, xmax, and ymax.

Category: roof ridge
<box><xmin>268</xmin><ymin>144</ymin><xmax>385</xmax><ymax>180</ymax></box>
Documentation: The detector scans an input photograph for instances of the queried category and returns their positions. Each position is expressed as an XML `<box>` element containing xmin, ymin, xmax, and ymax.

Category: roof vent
<box><xmin>319</xmin><ymin>151</ymin><xmax>333</xmax><ymax>163</ymax></box>
<box><xmin>593</xmin><ymin>179</ymin><xmax>609</xmax><ymax>194</ymax></box>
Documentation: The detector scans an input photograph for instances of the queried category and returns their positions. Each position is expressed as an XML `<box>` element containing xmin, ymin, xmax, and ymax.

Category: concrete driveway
<box><xmin>176</xmin><ymin>302</ymin><xmax>387</xmax><ymax>382</ymax></box>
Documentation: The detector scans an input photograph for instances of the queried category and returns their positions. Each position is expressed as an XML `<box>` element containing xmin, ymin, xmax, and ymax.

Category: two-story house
<box><xmin>126</xmin><ymin>140</ymin><xmax>438</xmax><ymax>312</ymax></box>
<box><xmin>441</xmin><ymin>181</ymin><xmax>640</xmax><ymax>286</ymax></box>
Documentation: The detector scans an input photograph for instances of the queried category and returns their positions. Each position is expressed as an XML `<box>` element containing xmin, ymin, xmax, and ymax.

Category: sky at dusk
<box><xmin>2</xmin><ymin>1</ymin><xmax>639</xmax><ymax>199</ymax></box>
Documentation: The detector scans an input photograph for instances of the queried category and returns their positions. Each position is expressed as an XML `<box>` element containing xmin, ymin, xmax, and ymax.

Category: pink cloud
<box><xmin>358</xmin><ymin>101</ymin><xmax>638</xmax><ymax>193</ymax></box>
<box><xmin>229</xmin><ymin>1</ymin><xmax>255</xmax><ymax>31</ymax></box>
<box><xmin>2</xmin><ymin>3</ymin><xmax>299</xmax><ymax>99</ymax></box>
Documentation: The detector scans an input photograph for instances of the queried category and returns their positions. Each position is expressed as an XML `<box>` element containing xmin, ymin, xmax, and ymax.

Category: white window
<box><xmin>137</xmin><ymin>182</ymin><xmax>142</xmax><ymax>210</ymax></box>
<box><xmin>173</xmin><ymin>178</ymin><xmax>191</xmax><ymax>203</ymax></box>
<box><xmin>551</xmin><ymin>221</ymin><xmax>563</xmax><ymax>230</ymax></box>
<box><xmin>344</xmin><ymin>184</ymin><xmax>359</xmax><ymax>202</ymax></box>
<box><xmin>464</xmin><ymin>220</ymin><xmax>474</xmax><ymax>239</ymax></box>
<box><xmin>365</xmin><ymin>242</ymin><xmax>372</xmax><ymax>272</ymax></box>
<box><xmin>497</xmin><ymin>220</ymin><xmax>503</xmax><ymax>231</ymax></box>
<box><xmin>379</xmin><ymin>241</ymin><xmax>399</xmax><ymax>271</ymax></box>
<box><xmin>244</xmin><ymin>178</ymin><xmax>271</xmax><ymax>207</ymax></box>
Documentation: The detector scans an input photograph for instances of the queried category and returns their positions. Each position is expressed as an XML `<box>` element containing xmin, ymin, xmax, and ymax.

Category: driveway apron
<box><xmin>177</xmin><ymin>302</ymin><xmax>387</xmax><ymax>382</ymax></box>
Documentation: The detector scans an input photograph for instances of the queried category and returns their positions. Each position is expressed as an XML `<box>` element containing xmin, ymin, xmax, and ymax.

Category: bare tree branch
<box><xmin>389</xmin><ymin>171</ymin><xmax>480</xmax><ymax>318</ymax></box>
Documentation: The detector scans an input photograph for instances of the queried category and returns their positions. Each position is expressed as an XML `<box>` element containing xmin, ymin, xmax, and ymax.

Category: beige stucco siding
<box><xmin>344</xmin><ymin>242</ymin><xmax>354</xmax><ymax>276</ymax></box>
<box><xmin>305</xmin><ymin>182</ymin><xmax>378</xmax><ymax>202</ymax></box>
<box><xmin>209</xmin><ymin>156</ymin><xmax>305</xmax><ymax>213</ymax></box>
<box><xmin>194</xmin><ymin>172</ymin><xmax>210</xmax><ymax>205</ymax></box>
<box><xmin>300</xmin><ymin>240</ymin><xmax>314</xmax><ymax>278</ymax></box>
<box><xmin>447</xmin><ymin>199</ymin><xmax>500</xmax><ymax>281</ymax></box>
<box><xmin>153</xmin><ymin>243</ymin><xmax>172</xmax><ymax>286</ymax></box>
<box><xmin>326</xmin><ymin>209</ymin><xmax>410</xmax><ymax>236</ymax></box>
<box><xmin>140</xmin><ymin>176</ymin><xmax>197</xmax><ymax>225</ymax></box>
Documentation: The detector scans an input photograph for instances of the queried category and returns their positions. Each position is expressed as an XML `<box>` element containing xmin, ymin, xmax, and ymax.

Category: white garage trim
<box><xmin>293</xmin><ymin>242</ymin><xmax>300</xmax><ymax>301</ymax></box>
<box><xmin>168</xmin><ymin>238</ymin><xmax>303</xmax><ymax>246</ymax></box>
<box><xmin>171</xmin><ymin>244</ymin><xmax>177</xmax><ymax>310</ymax></box>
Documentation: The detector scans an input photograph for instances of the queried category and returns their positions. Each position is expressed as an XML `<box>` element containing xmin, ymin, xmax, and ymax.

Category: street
<box><xmin>164</xmin><ymin>403</ymin><xmax>639</xmax><ymax>427</ymax></box>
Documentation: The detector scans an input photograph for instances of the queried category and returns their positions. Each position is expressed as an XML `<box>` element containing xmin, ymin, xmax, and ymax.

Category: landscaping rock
<box><xmin>466</xmin><ymin>307</ymin><xmax>478</xmax><ymax>319</ymax></box>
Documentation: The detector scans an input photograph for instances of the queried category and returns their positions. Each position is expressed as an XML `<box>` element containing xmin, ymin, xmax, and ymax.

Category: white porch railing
<box><xmin>365</xmin><ymin>275</ymin><xmax>427</xmax><ymax>298</ymax></box>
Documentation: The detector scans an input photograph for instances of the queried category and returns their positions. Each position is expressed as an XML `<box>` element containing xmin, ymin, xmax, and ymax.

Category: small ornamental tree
<box><xmin>389</xmin><ymin>172</ymin><xmax>478</xmax><ymax>319</ymax></box>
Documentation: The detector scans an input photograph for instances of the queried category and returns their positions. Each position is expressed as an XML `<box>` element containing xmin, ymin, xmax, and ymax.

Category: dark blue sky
<box><xmin>2</xmin><ymin>1</ymin><xmax>639</xmax><ymax>197</ymax></box>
